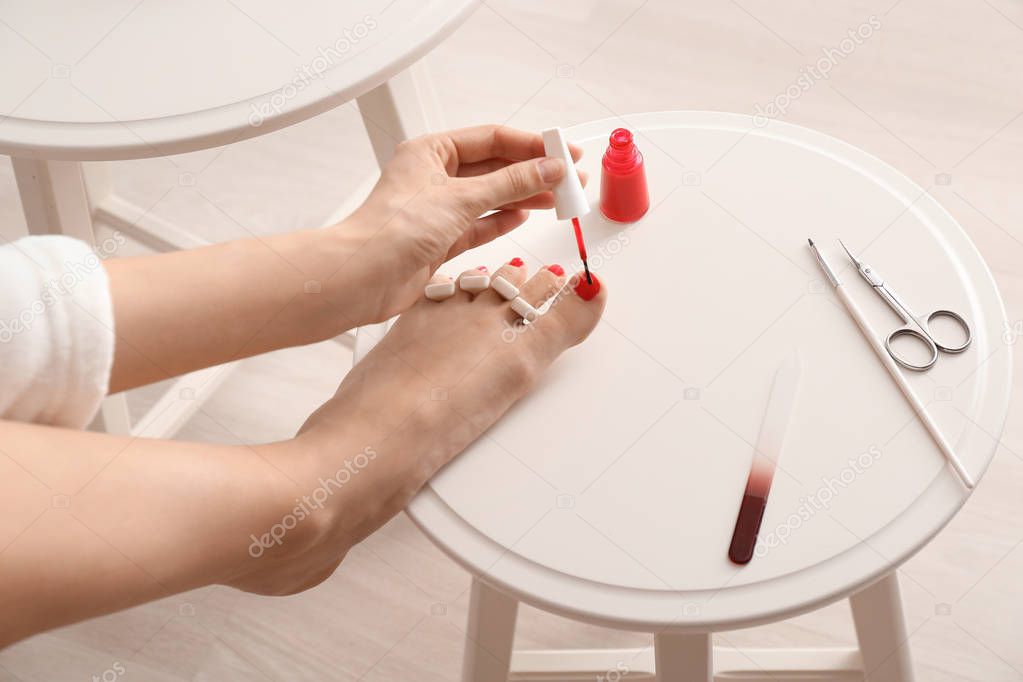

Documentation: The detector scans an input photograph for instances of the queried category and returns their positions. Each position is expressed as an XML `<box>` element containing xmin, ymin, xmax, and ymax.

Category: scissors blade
<box><xmin>838</xmin><ymin>239</ymin><xmax>862</xmax><ymax>268</ymax></box>
<box><xmin>838</xmin><ymin>239</ymin><xmax>886</xmax><ymax>291</ymax></box>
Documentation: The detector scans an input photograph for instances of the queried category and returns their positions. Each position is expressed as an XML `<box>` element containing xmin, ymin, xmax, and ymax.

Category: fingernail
<box><xmin>538</xmin><ymin>157</ymin><xmax>564</xmax><ymax>183</ymax></box>
<box><xmin>574</xmin><ymin>273</ymin><xmax>601</xmax><ymax>301</ymax></box>
<box><xmin>477</xmin><ymin>265</ymin><xmax>488</xmax><ymax>272</ymax></box>
<box><xmin>509</xmin><ymin>257</ymin><xmax>524</xmax><ymax>267</ymax></box>
<box><xmin>546</xmin><ymin>264</ymin><xmax>565</xmax><ymax>276</ymax></box>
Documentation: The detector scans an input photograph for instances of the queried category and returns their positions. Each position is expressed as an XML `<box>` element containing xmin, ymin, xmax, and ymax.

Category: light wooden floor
<box><xmin>2</xmin><ymin>0</ymin><xmax>1023</xmax><ymax>679</ymax></box>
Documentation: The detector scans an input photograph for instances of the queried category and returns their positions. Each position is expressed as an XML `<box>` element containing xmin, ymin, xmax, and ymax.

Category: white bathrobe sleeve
<box><xmin>0</xmin><ymin>235</ymin><xmax>116</xmax><ymax>428</ymax></box>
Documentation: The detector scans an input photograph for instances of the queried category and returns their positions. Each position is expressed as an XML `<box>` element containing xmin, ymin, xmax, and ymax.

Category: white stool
<box><xmin>458</xmin><ymin>571</ymin><xmax>909</xmax><ymax>680</ymax></box>
<box><xmin>0</xmin><ymin>0</ymin><xmax>478</xmax><ymax>436</ymax></box>
<box><xmin>354</xmin><ymin>111</ymin><xmax>1012</xmax><ymax>680</ymax></box>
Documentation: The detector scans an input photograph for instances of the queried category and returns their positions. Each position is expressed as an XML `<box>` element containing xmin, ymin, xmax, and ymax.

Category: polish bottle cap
<box><xmin>542</xmin><ymin>127</ymin><xmax>590</xmax><ymax>221</ymax></box>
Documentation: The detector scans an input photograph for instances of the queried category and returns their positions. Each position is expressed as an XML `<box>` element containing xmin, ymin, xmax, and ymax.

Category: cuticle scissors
<box><xmin>839</xmin><ymin>240</ymin><xmax>972</xmax><ymax>371</ymax></box>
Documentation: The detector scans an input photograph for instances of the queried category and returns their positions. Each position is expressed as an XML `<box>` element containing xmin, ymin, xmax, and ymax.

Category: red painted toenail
<box><xmin>509</xmin><ymin>257</ymin><xmax>524</xmax><ymax>267</ymax></box>
<box><xmin>573</xmin><ymin>272</ymin><xmax>601</xmax><ymax>301</ymax></box>
<box><xmin>477</xmin><ymin>265</ymin><xmax>488</xmax><ymax>272</ymax></box>
<box><xmin>546</xmin><ymin>264</ymin><xmax>565</xmax><ymax>276</ymax></box>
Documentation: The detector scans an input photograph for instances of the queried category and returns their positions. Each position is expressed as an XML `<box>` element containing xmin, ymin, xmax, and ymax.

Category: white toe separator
<box><xmin>424</xmin><ymin>280</ymin><xmax>456</xmax><ymax>301</ymax></box>
<box><xmin>510</xmin><ymin>296</ymin><xmax>539</xmax><ymax>321</ymax></box>
<box><xmin>492</xmin><ymin>276</ymin><xmax>519</xmax><ymax>301</ymax></box>
<box><xmin>459</xmin><ymin>274</ymin><xmax>491</xmax><ymax>294</ymax></box>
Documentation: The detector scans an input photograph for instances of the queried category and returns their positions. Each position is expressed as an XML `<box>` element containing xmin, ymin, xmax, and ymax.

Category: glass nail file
<box><xmin>729</xmin><ymin>349</ymin><xmax>803</xmax><ymax>565</ymax></box>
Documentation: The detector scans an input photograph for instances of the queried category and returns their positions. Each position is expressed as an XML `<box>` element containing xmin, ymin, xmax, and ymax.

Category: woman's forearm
<box><xmin>0</xmin><ymin>396</ymin><xmax>447</xmax><ymax>646</ymax></box>
<box><xmin>104</xmin><ymin>223</ymin><xmax>369</xmax><ymax>393</ymax></box>
<box><xmin>0</xmin><ymin>419</ymin><xmax>328</xmax><ymax>646</ymax></box>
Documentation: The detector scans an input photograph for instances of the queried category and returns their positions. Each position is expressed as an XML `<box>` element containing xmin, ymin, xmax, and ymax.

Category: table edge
<box><xmin>0</xmin><ymin>0</ymin><xmax>480</xmax><ymax>161</ymax></box>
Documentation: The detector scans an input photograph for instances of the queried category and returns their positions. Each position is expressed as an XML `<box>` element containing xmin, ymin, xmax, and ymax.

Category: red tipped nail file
<box><xmin>728</xmin><ymin>350</ymin><xmax>802</xmax><ymax>565</ymax></box>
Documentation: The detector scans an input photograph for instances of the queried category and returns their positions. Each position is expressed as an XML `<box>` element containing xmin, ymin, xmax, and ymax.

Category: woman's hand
<box><xmin>331</xmin><ymin>124</ymin><xmax>584</xmax><ymax>325</ymax></box>
<box><xmin>102</xmin><ymin>125</ymin><xmax>582</xmax><ymax>393</ymax></box>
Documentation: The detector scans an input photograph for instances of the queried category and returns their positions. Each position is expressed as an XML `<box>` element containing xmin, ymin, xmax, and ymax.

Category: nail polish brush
<box><xmin>542</xmin><ymin>127</ymin><xmax>592</xmax><ymax>284</ymax></box>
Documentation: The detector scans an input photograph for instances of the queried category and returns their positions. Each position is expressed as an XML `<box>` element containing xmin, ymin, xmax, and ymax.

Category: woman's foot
<box><xmin>230</xmin><ymin>260</ymin><xmax>605</xmax><ymax>594</ymax></box>
<box><xmin>315</xmin><ymin>257</ymin><xmax>606</xmax><ymax>504</ymax></box>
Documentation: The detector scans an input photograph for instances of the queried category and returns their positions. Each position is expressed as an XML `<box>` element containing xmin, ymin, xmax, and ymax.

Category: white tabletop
<box><xmin>398</xmin><ymin>112</ymin><xmax>1012</xmax><ymax>632</ymax></box>
<box><xmin>0</xmin><ymin>0</ymin><xmax>478</xmax><ymax>160</ymax></box>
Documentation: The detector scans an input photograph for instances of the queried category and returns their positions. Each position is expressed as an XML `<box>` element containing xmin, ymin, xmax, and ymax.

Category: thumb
<box><xmin>466</xmin><ymin>157</ymin><xmax>565</xmax><ymax>209</ymax></box>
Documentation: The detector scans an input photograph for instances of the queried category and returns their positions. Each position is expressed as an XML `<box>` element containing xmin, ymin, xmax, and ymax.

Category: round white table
<box><xmin>0</xmin><ymin>0</ymin><xmax>477</xmax><ymax>159</ymax></box>
<box><xmin>356</xmin><ymin>111</ymin><xmax>1012</xmax><ymax>680</ymax></box>
<box><xmin>0</xmin><ymin>0</ymin><xmax>478</xmax><ymax>436</ymax></box>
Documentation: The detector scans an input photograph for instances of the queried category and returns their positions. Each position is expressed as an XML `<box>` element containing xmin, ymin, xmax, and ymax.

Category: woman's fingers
<box><xmin>444</xmin><ymin>209</ymin><xmax>529</xmax><ymax>261</ymax></box>
<box><xmin>443</xmin><ymin>125</ymin><xmax>582</xmax><ymax>165</ymax></box>
<box><xmin>456</xmin><ymin>158</ymin><xmax>512</xmax><ymax>178</ymax></box>
<box><xmin>423</xmin><ymin>125</ymin><xmax>589</xmax><ymax>259</ymax></box>
<box><xmin>496</xmin><ymin>170</ymin><xmax>588</xmax><ymax>211</ymax></box>
<box><xmin>446</xmin><ymin>126</ymin><xmax>585</xmax><ymax>210</ymax></box>
<box><xmin>461</xmin><ymin>156</ymin><xmax>567</xmax><ymax>210</ymax></box>
<box><xmin>499</xmin><ymin>191</ymin><xmax>557</xmax><ymax>211</ymax></box>
<box><xmin>449</xmin><ymin>161</ymin><xmax>589</xmax><ymax>255</ymax></box>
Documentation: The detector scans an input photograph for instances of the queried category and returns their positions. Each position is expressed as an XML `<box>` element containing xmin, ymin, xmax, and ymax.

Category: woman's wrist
<box><xmin>292</xmin><ymin>218</ymin><xmax>380</xmax><ymax>337</ymax></box>
<box><xmin>318</xmin><ymin>210</ymin><xmax>417</xmax><ymax>328</ymax></box>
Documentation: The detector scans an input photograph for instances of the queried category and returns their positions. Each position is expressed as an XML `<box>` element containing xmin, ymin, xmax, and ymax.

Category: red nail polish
<box><xmin>573</xmin><ymin>272</ymin><xmax>601</xmax><ymax>301</ymax></box>
<box><xmin>477</xmin><ymin>266</ymin><xmax>488</xmax><ymax>272</ymax></box>
<box><xmin>509</xmin><ymin>257</ymin><xmax>524</xmax><ymax>267</ymax></box>
<box><xmin>600</xmin><ymin>128</ymin><xmax>649</xmax><ymax>223</ymax></box>
<box><xmin>546</xmin><ymin>264</ymin><xmax>565</xmax><ymax>276</ymax></box>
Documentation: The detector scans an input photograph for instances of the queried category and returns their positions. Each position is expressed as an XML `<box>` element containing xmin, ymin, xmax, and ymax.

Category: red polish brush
<box><xmin>542</xmin><ymin>127</ymin><xmax>592</xmax><ymax>284</ymax></box>
<box><xmin>571</xmin><ymin>217</ymin><xmax>591</xmax><ymax>284</ymax></box>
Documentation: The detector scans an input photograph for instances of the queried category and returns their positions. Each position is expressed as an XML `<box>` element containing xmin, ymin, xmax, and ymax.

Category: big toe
<box><xmin>532</xmin><ymin>271</ymin><xmax>607</xmax><ymax>352</ymax></box>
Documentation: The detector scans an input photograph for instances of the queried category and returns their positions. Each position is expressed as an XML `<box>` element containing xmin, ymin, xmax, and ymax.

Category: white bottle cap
<box><xmin>542</xmin><ymin>127</ymin><xmax>590</xmax><ymax>221</ymax></box>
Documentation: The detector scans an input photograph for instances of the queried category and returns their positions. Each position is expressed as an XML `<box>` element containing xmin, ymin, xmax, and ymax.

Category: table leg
<box><xmin>11</xmin><ymin>158</ymin><xmax>133</xmax><ymax>434</ymax></box>
<box><xmin>849</xmin><ymin>571</ymin><xmax>916</xmax><ymax>681</ymax></box>
<box><xmin>356</xmin><ymin>66</ymin><xmax>434</xmax><ymax>167</ymax></box>
<box><xmin>13</xmin><ymin>158</ymin><xmax>105</xmax><ymax>241</ymax></box>
<box><xmin>654</xmin><ymin>632</ymin><xmax>712</xmax><ymax>682</ymax></box>
<box><xmin>353</xmin><ymin>66</ymin><xmax>437</xmax><ymax>354</ymax></box>
<box><xmin>462</xmin><ymin>577</ymin><xmax>518</xmax><ymax>682</ymax></box>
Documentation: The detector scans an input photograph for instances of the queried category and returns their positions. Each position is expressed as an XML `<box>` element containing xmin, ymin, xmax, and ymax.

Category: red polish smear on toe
<box><xmin>547</xmin><ymin>264</ymin><xmax>565</xmax><ymax>276</ymax></box>
<box><xmin>477</xmin><ymin>265</ymin><xmax>488</xmax><ymax>272</ymax></box>
<box><xmin>573</xmin><ymin>273</ymin><xmax>601</xmax><ymax>301</ymax></box>
<box><xmin>509</xmin><ymin>257</ymin><xmax>524</xmax><ymax>267</ymax></box>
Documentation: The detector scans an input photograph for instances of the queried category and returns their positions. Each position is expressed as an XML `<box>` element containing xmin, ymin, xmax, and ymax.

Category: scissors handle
<box><xmin>884</xmin><ymin>310</ymin><xmax>972</xmax><ymax>371</ymax></box>
<box><xmin>924</xmin><ymin>309</ymin><xmax>973</xmax><ymax>353</ymax></box>
<box><xmin>885</xmin><ymin>326</ymin><xmax>939</xmax><ymax>371</ymax></box>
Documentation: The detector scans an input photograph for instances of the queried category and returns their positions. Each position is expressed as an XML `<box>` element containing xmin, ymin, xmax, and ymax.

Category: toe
<box><xmin>457</xmin><ymin>267</ymin><xmax>491</xmax><ymax>298</ymax></box>
<box><xmin>478</xmin><ymin>257</ymin><xmax>529</xmax><ymax>304</ymax></box>
<box><xmin>505</xmin><ymin>264</ymin><xmax>566</xmax><ymax>322</ymax></box>
<box><xmin>532</xmin><ymin>271</ymin><xmax>607</xmax><ymax>348</ymax></box>
<box><xmin>424</xmin><ymin>273</ymin><xmax>456</xmax><ymax>302</ymax></box>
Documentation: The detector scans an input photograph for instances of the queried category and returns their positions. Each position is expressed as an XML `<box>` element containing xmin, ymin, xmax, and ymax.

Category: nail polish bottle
<box><xmin>599</xmin><ymin>127</ymin><xmax>649</xmax><ymax>223</ymax></box>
